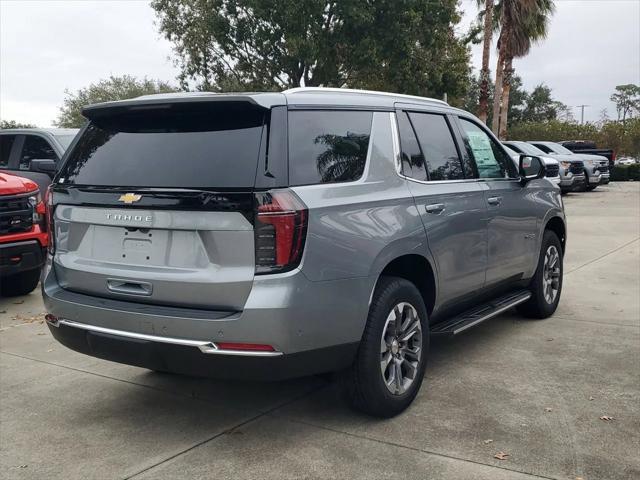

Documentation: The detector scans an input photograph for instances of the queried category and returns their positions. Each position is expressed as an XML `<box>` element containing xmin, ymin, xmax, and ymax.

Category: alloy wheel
<box><xmin>380</xmin><ymin>302</ymin><xmax>422</xmax><ymax>395</ymax></box>
<box><xmin>542</xmin><ymin>245</ymin><xmax>561</xmax><ymax>304</ymax></box>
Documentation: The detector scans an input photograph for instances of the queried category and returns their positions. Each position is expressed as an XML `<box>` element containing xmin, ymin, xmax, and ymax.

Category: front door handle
<box><xmin>487</xmin><ymin>196</ymin><xmax>503</xmax><ymax>206</ymax></box>
<box><xmin>425</xmin><ymin>203</ymin><xmax>445</xmax><ymax>214</ymax></box>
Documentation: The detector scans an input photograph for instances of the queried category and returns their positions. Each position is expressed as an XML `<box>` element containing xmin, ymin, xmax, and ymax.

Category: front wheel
<box><xmin>340</xmin><ymin>276</ymin><xmax>429</xmax><ymax>417</ymax></box>
<box><xmin>585</xmin><ymin>184</ymin><xmax>597</xmax><ymax>191</ymax></box>
<box><xmin>518</xmin><ymin>230</ymin><xmax>563</xmax><ymax>319</ymax></box>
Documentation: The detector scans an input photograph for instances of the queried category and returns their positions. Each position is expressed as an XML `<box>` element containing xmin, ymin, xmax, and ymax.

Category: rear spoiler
<box><xmin>82</xmin><ymin>92</ymin><xmax>287</xmax><ymax>120</ymax></box>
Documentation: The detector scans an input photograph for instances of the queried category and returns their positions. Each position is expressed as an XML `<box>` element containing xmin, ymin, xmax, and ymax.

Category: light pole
<box><xmin>575</xmin><ymin>105</ymin><xmax>589</xmax><ymax>124</ymax></box>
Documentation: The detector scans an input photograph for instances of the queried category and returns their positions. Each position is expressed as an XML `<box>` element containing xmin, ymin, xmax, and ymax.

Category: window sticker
<box><xmin>466</xmin><ymin>131</ymin><xmax>497</xmax><ymax>167</ymax></box>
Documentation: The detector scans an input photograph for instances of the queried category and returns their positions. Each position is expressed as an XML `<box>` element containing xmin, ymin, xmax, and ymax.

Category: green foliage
<box><xmin>151</xmin><ymin>0</ymin><xmax>471</xmax><ymax>103</ymax></box>
<box><xmin>610</xmin><ymin>84</ymin><xmax>640</xmax><ymax>123</ymax></box>
<box><xmin>465</xmin><ymin>74</ymin><xmax>568</xmax><ymax>127</ymax></box>
<box><xmin>611</xmin><ymin>164</ymin><xmax>640</xmax><ymax>182</ymax></box>
<box><xmin>54</xmin><ymin>75</ymin><xmax>179</xmax><ymax>128</ymax></box>
<box><xmin>0</xmin><ymin>119</ymin><xmax>36</xmax><ymax>129</ymax></box>
<box><xmin>508</xmin><ymin>117</ymin><xmax>640</xmax><ymax>158</ymax></box>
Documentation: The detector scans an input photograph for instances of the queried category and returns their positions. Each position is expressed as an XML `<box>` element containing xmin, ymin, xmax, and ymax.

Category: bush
<box><xmin>611</xmin><ymin>164</ymin><xmax>640</xmax><ymax>181</ymax></box>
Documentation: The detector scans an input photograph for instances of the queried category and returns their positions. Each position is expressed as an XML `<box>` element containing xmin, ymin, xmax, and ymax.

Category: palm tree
<box><xmin>477</xmin><ymin>0</ymin><xmax>494</xmax><ymax>124</ymax></box>
<box><xmin>491</xmin><ymin>0</ymin><xmax>555</xmax><ymax>138</ymax></box>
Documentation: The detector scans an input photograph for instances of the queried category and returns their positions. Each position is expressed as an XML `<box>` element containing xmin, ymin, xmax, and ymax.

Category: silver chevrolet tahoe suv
<box><xmin>43</xmin><ymin>88</ymin><xmax>566</xmax><ymax>417</ymax></box>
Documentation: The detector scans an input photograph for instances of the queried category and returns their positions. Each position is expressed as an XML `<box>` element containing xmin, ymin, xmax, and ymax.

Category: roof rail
<box><xmin>283</xmin><ymin>87</ymin><xmax>449</xmax><ymax>106</ymax></box>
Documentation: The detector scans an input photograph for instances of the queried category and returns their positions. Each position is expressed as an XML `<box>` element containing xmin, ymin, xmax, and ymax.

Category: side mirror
<box><xmin>30</xmin><ymin>159</ymin><xmax>57</xmax><ymax>176</ymax></box>
<box><xmin>519</xmin><ymin>155</ymin><xmax>545</xmax><ymax>183</ymax></box>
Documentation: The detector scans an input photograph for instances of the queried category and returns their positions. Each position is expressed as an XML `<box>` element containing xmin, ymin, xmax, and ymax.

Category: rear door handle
<box><xmin>487</xmin><ymin>196</ymin><xmax>502</xmax><ymax>206</ymax></box>
<box><xmin>425</xmin><ymin>203</ymin><xmax>445</xmax><ymax>214</ymax></box>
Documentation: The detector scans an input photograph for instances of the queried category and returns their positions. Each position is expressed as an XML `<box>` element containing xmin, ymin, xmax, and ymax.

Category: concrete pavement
<box><xmin>1</xmin><ymin>182</ymin><xmax>638</xmax><ymax>480</ymax></box>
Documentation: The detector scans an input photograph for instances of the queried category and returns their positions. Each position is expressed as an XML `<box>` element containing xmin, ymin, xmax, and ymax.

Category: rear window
<box><xmin>288</xmin><ymin>110</ymin><xmax>373</xmax><ymax>186</ymax></box>
<box><xmin>58</xmin><ymin>105</ymin><xmax>266</xmax><ymax>188</ymax></box>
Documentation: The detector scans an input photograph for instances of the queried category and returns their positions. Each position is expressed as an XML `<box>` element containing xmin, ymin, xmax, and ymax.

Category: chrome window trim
<box><xmin>389</xmin><ymin>112</ymin><xmax>520</xmax><ymax>186</ymax></box>
<box><xmin>47</xmin><ymin>318</ymin><xmax>283</xmax><ymax>357</ymax></box>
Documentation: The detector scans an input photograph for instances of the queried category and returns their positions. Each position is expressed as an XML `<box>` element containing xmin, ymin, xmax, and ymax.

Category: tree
<box><xmin>151</xmin><ymin>0</ymin><xmax>471</xmax><ymax>103</ymax></box>
<box><xmin>610</xmin><ymin>84</ymin><xmax>640</xmax><ymax>125</ymax></box>
<box><xmin>491</xmin><ymin>0</ymin><xmax>555</xmax><ymax>138</ymax></box>
<box><xmin>477</xmin><ymin>0</ymin><xmax>494</xmax><ymax>123</ymax></box>
<box><xmin>0</xmin><ymin>120</ymin><xmax>36</xmax><ymax>129</ymax></box>
<box><xmin>55</xmin><ymin>75</ymin><xmax>179</xmax><ymax>128</ymax></box>
<box><xmin>520</xmin><ymin>84</ymin><xmax>567</xmax><ymax>123</ymax></box>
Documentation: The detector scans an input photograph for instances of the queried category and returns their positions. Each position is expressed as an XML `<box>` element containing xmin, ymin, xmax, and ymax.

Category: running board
<box><xmin>431</xmin><ymin>290</ymin><xmax>531</xmax><ymax>336</ymax></box>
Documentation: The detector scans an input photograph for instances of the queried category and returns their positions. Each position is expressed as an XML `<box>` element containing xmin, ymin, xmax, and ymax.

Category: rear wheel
<box><xmin>0</xmin><ymin>269</ymin><xmax>41</xmax><ymax>297</ymax></box>
<box><xmin>340</xmin><ymin>276</ymin><xmax>428</xmax><ymax>417</ymax></box>
<box><xmin>518</xmin><ymin>230</ymin><xmax>563</xmax><ymax>319</ymax></box>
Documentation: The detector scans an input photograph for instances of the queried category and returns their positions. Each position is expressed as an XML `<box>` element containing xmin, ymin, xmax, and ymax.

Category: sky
<box><xmin>1</xmin><ymin>0</ymin><xmax>639</xmax><ymax>127</ymax></box>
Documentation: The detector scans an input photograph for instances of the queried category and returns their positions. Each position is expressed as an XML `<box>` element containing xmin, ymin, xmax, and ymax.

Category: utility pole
<box><xmin>575</xmin><ymin>105</ymin><xmax>589</xmax><ymax>124</ymax></box>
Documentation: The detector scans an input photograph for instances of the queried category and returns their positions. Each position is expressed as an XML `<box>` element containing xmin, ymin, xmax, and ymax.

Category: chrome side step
<box><xmin>431</xmin><ymin>289</ymin><xmax>532</xmax><ymax>336</ymax></box>
<box><xmin>46</xmin><ymin>317</ymin><xmax>283</xmax><ymax>357</ymax></box>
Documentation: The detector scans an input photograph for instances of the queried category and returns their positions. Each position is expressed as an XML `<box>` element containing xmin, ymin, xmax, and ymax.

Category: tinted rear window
<box><xmin>59</xmin><ymin>105</ymin><xmax>266</xmax><ymax>188</ymax></box>
<box><xmin>288</xmin><ymin>110</ymin><xmax>372</xmax><ymax>186</ymax></box>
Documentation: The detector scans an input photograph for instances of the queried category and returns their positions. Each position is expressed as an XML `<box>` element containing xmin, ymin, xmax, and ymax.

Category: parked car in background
<box><xmin>503</xmin><ymin>143</ymin><xmax>560</xmax><ymax>188</ymax></box>
<box><xmin>505</xmin><ymin>141</ymin><xmax>584</xmax><ymax>193</ymax></box>
<box><xmin>616</xmin><ymin>156</ymin><xmax>638</xmax><ymax>166</ymax></box>
<box><xmin>0</xmin><ymin>172</ymin><xmax>47</xmax><ymax>296</ymax></box>
<box><xmin>559</xmin><ymin>140</ymin><xmax>615</xmax><ymax>168</ymax></box>
<box><xmin>0</xmin><ymin>128</ymin><xmax>79</xmax><ymax>193</ymax></box>
<box><xmin>43</xmin><ymin>88</ymin><xmax>566</xmax><ymax>417</ymax></box>
<box><xmin>529</xmin><ymin>141</ymin><xmax>609</xmax><ymax>191</ymax></box>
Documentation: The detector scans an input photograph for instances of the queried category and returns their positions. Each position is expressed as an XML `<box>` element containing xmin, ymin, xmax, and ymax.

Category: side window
<box><xmin>0</xmin><ymin>135</ymin><xmax>16</xmax><ymax>168</ymax></box>
<box><xmin>458</xmin><ymin>118</ymin><xmax>515</xmax><ymax>179</ymax></box>
<box><xmin>20</xmin><ymin>135</ymin><xmax>57</xmax><ymax>170</ymax></box>
<box><xmin>396</xmin><ymin>111</ymin><xmax>426</xmax><ymax>181</ymax></box>
<box><xmin>408</xmin><ymin>112</ymin><xmax>464</xmax><ymax>181</ymax></box>
<box><xmin>532</xmin><ymin>143</ymin><xmax>552</xmax><ymax>154</ymax></box>
<box><xmin>507</xmin><ymin>143</ymin><xmax>523</xmax><ymax>154</ymax></box>
<box><xmin>288</xmin><ymin>110</ymin><xmax>372</xmax><ymax>186</ymax></box>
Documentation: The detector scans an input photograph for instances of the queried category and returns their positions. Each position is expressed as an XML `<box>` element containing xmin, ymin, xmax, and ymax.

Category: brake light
<box><xmin>45</xmin><ymin>185</ymin><xmax>55</xmax><ymax>254</ymax></box>
<box><xmin>254</xmin><ymin>189</ymin><xmax>308</xmax><ymax>274</ymax></box>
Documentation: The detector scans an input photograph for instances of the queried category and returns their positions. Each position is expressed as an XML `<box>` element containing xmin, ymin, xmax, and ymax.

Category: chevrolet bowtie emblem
<box><xmin>118</xmin><ymin>193</ymin><xmax>142</xmax><ymax>204</ymax></box>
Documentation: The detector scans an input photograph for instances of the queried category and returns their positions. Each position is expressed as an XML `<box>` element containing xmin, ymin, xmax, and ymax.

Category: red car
<box><xmin>0</xmin><ymin>172</ymin><xmax>47</xmax><ymax>296</ymax></box>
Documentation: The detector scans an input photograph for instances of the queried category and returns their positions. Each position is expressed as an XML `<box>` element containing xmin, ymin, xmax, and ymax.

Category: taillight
<box><xmin>45</xmin><ymin>185</ymin><xmax>55</xmax><ymax>254</ymax></box>
<box><xmin>254</xmin><ymin>189</ymin><xmax>308</xmax><ymax>274</ymax></box>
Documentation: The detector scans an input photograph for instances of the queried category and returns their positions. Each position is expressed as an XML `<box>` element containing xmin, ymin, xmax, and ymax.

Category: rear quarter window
<box><xmin>288</xmin><ymin>110</ymin><xmax>373</xmax><ymax>186</ymax></box>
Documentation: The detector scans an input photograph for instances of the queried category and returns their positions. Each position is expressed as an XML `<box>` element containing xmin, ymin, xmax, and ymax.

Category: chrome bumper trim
<box><xmin>47</xmin><ymin>318</ymin><xmax>283</xmax><ymax>357</ymax></box>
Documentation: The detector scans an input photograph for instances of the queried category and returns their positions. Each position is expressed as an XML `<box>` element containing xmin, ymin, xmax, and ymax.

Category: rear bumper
<box><xmin>0</xmin><ymin>240</ymin><xmax>45</xmax><ymax>277</ymax></box>
<box><xmin>42</xmin><ymin>259</ymin><xmax>372</xmax><ymax>379</ymax></box>
<box><xmin>46</xmin><ymin>319</ymin><xmax>357</xmax><ymax>381</ymax></box>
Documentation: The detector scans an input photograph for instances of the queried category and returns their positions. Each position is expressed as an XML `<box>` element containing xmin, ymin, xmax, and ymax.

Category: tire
<box><xmin>585</xmin><ymin>184</ymin><xmax>597</xmax><ymax>191</ymax></box>
<box><xmin>518</xmin><ymin>230</ymin><xmax>563</xmax><ymax>319</ymax></box>
<box><xmin>0</xmin><ymin>269</ymin><xmax>41</xmax><ymax>297</ymax></box>
<box><xmin>340</xmin><ymin>276</ymin><xmax>429</xmax><ymax>417</ymax></box>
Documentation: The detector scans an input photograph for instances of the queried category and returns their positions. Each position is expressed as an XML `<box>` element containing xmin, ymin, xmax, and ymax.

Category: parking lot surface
<box><xmin>1</xmin><ymin>183</ymin><xmax>638</xmax><ymax>480</ymax></box>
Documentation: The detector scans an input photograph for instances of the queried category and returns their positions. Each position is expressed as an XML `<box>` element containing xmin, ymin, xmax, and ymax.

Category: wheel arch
<box><xmin>373</xmin><ymin>254</ymin><xmax>437</xmax><ymax>318</ymax></box>
<box><xmin>544</xmin><ymin>215</ymin><xmax>566</xmax><ymax>253</ymax></box>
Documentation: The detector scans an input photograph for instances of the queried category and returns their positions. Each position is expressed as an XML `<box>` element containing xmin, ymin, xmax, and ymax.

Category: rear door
<box><xmin>455</xmin><ymin>117</ymin><xmax>539</xmax><ymax>287</ymax></box>
<box><xmin>51</xmin><ymin>101</ymin><xmax>277</xmax><ymax>311</ymax></box>
<box><xmin>396</xmin><ymin>109</ymin><xmax>488</xmax><ymax>308</ymax></box>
